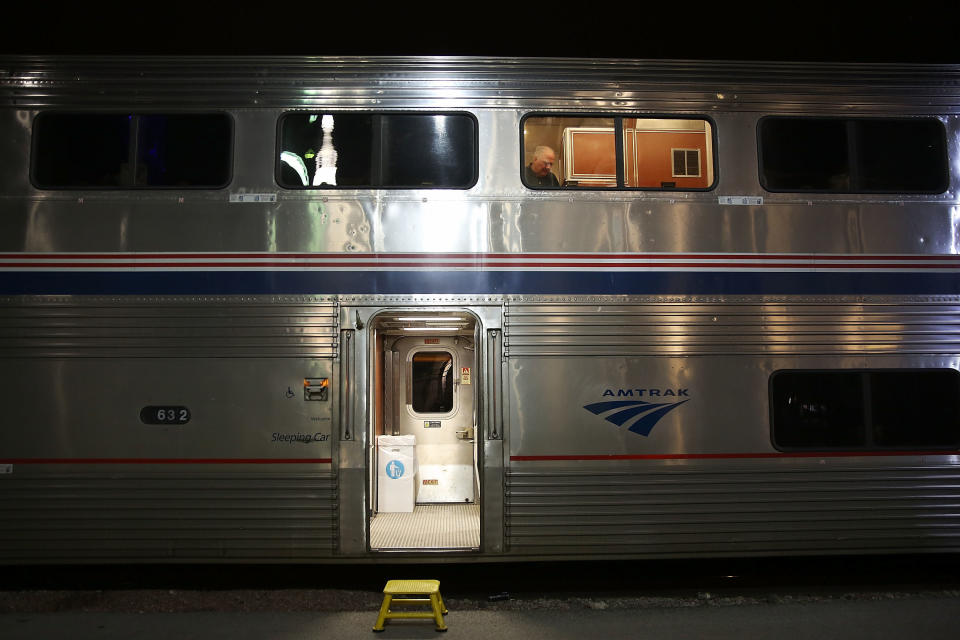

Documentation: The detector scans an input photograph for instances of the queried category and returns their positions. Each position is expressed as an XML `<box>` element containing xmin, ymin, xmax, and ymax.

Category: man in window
<box><xmin>524</xmin><ymin>145</ymin><xmax>560</xmax><ymax>187</ymax></box>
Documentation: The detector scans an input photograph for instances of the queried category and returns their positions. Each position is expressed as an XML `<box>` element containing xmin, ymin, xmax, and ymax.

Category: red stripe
<box><xmin>1</xmin><ymin>458</ymin><xmax>332</xmax><ymax>464</ymax></box>
<box><xmin>511</xmin><ymin>451</ymin><xmax>958</xmax><ymax>461</ymax></box>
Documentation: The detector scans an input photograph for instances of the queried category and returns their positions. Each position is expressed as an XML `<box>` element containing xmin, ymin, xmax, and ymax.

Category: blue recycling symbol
<box><xmin>385</xmin><ymin>459</ymin><xmax>405</xmax><ymax>479</ymax></box>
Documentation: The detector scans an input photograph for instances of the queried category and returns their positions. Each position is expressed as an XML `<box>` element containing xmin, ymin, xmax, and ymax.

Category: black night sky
<box><xmin>3</xmin><ymin>5</ymin><xmax>957</xmax><ymax>63</ymax></box>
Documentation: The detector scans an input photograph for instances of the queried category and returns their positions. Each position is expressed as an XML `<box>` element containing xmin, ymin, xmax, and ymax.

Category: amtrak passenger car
<box><xmin>1</xmin><ymin>57</ymin><xmax>959</xmax><ymax>563</ymax></box>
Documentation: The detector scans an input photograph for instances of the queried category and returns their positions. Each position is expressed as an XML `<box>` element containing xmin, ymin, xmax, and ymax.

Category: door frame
<box><xmin>365</xmin><ymin>308</ymin><xmax>485</xmax><ymax>552</ymax></box>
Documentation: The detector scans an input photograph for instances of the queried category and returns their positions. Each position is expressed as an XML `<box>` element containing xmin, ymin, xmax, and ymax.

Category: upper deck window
<box><xmin>278</xmin><ymin>113</ymin><xmax>477</xmax><ymax>189</ymax></box>
<box><xmin>759</xmin><ymin>117</ymin><xmax>948</xmax><ymax>194</ymax></box>
<box><xmin>521</xmin><ymin>115</ymin><xmax>715</xmax><ymax>190</ymax></box>
<box><xmin>32</xmin><ymin>113</ymin><xmax>232</xmax><ymax>189</ymax></box>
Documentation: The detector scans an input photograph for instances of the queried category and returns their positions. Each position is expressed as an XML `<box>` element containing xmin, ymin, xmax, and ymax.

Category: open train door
<box><xmin>368</xmin><ymin>311</ymin><xmax>483</xmax><ymax>552</ymax></box>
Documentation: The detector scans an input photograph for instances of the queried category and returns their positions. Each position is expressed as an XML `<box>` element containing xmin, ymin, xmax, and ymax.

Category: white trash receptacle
<box><xmin>377</xmin><ymin>434</ymin><xmax>417</xmax><ymax>512</ymax></box>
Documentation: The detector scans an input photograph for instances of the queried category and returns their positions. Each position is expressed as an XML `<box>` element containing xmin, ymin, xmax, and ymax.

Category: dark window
<box><xmin>32</xmin><ymin>113</ymin><xmax>232</xmax><ymax>189</ymax></box>
<box><xmin>278</xmin><ymin>113</ymin><xmax>477</xmax><ymax>189</ymax></box>
<box><xmin>771</xmin><ymin>369</ymin><xmax>960</xmax><ymax>451</ymax></box>
<box><xmin>771</xmin><ymin>371</ymin><xmax>865</xmax><ymax>448</ymax></box>
<box><xmin>871</xmin><ymin>371</ymin><xmax>960</xmax><ymax>447</ymax></box>
<box><xmin>33</xmin><ymin>114</ymin><xmax>130</xmax><ymax>187</ymax></box>
<box><xmin>411</xmin><ymin>351</ymin><xmax>454</xmax><ymax>414</ymax></box>
<box><xmin>137</xmin><ymin>115</ymin><xmax>232</xmax><ymax>187</ymax></box>
<box><xmin>759</xmin><ymin>117</ymin><xmax>948</xmax><ymax>193</ymax></box>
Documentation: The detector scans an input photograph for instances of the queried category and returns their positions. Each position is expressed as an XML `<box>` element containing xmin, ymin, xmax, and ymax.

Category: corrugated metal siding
<box><xmin>0</xmin><ymin>473</ymin><xmax>338</xmax><ymax>561</ymax></box>
<box><xmin>0</xmin><ymin>296</ymin><xmax>338</xmax><ymax>358</ymax></box>
<box><xmin>505</xmin><ymin>466</ymin><xmax>960</xmax><ymax>556</ymax></box>
<box><xmin>504</xmin><ymin>298</ymin><xmax>960</xmax><ymax>356</ymax></box>
<box><xmin>2</xmin><ymin>57</ymin><xmax>959</xmax><ymax>112</ymax></box>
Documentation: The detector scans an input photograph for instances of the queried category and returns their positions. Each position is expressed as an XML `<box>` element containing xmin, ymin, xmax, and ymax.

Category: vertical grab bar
<box><xmin>340</xmin><ymin>329</ymin><xmax>354</xmax><ymax>441</ymax></box>
<box><xmin>486</xmin><ymin>328</ymin><xmax>502</xmax><ymax>440</ymax></box>
<box><xmin>383</xmin><ymin>348</ymin><xmax>394</xmax><ymax>437</ymax></box>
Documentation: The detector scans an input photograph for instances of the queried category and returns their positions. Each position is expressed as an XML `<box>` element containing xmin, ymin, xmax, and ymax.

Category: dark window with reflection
<box><xmin>759</xmin><ymin>117</ymin><xmax>948</xmax><ymax>193</ymax></box>
<box><xmin>411</xmin><ymin>351</ymin><xmax>454</xmax><ymax>414</ymax></box>
<box><xmin>32</xmin><ymin>113</ymin><xmax>231</xmax><ymax>189</ymax></box>
<box><xmin>771</xmin><ymin>369</ymin><xmax>960</xmax><ymax>450</ymax></box>
<box><xmin>771</xmin><ymin>371</ymin><xmax>865</xmax><ymax>448</ymax></box>
<box><xmin>278</xmin><ymin>113</ymin><xmax>477</xmax><ymax>189</ymax></box>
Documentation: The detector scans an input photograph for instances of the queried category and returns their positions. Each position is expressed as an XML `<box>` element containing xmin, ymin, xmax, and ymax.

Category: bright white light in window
<box><xmin>313</xmin><ymin>114</ymin><xmax>337</xmax><ymax>186</ymax></box>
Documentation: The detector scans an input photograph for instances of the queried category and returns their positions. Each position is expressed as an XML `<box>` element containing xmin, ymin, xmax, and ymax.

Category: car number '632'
<box><xmin>140</xmin><ymin>406</ymin><xmax>191</xmax><ymax>425</ymax></box>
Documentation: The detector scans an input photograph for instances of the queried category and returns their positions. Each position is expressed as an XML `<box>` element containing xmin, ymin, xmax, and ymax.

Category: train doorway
<box><xmin>368</xmin><ymin>312</ymin><xmax>481</xmax><ymax>552</ymax></box>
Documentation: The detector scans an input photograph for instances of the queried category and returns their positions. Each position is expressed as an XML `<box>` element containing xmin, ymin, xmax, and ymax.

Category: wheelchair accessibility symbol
<box><xmin>385</xmin><ymin>460</ymin><xmax>405</xmax><ymax>479</ymax></box>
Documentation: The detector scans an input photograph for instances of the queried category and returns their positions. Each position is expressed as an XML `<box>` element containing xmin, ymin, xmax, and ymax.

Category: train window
<box><xmin>32</xmin><ymin>113</ymin><xmax>232</xmax><ymax>189</ymax></box>
<box><xmin>870</xmin><ymin>370</ymin><xmax>960</xmax><ymax>448</ymax></box>
<box><xmin>521</xmin><ymin>115</ymin><xmax>715</xmax><ymax>190</ymax></box>
<box><xmin>771</xmin><ymin>369</ymin><xmax>960</xmax><ymax>450</ymax></box>
<box><xmin>411</xmin><ymin>352</ymin><xmax>454</xmax><ymax>414</ymax></box>
<box><xmin>758</xmin><ymin>117</ymin><xmax>948</xmax><ymax>194</ymax></box>
<box><xmin>771</xmin><ymin>371</ymin><xmax>866</xmax><ymax>449</ymax></box>
<box><xmin>33</xmin><ymin>114</ymin><xmax>130</xmax><ymax>187</ymax></box>
<box><xmin>136</xmin><ymin>115</ymin><xmax>232</xmax><ymax>187</ymax></box>
<box><xmin>278</xmin><ymin>113</ymin><xmax>477</xmax><ymax>189</ymax></box>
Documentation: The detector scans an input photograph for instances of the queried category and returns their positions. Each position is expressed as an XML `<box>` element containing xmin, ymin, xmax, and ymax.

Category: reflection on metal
<box><xmin>1</xmin><ymin>474</ymin><xmax>339</xmax><ymax>559</ymax></box>
<box><xmin>0</xmin><ymin>296</ymin><xmax>339</xmax><ymax>358</ymax></box>
<box><xmin>504</xmin><ymin>466</ymin><xmax>960</xmax><ymax>556</ymax></box>
<box><xmin>503</xmin><ymin>298</ymin><xmax>960</xmax><ymax>357</ymax></box>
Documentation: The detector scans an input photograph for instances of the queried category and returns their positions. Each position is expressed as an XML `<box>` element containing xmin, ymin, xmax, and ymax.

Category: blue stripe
<box><xmin>0</xmin><ymin>270</ymin><xmax>958</xmax><ymax>296</ymax></box>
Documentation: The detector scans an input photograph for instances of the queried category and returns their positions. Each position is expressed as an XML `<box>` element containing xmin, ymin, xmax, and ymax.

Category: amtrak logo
<box><xmin>385</xmin><ymin>460</ymin><xmax>405</xmax><ymax>479</ymax></box>
<box><xmin>584</xmin><ymin>388</ymin><xmax>690</xmax><ymax>436</ymax></box>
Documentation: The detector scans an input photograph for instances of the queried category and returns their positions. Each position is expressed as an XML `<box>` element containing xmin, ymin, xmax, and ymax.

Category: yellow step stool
<box><xmin>372</xmin><ymin>579</ymin><xmax>448</xmax><ymax>632</ymax></box>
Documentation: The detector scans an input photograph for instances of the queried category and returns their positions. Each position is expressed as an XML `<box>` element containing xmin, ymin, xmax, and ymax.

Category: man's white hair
<box><xmin>533</xmin><ymin>145</ymin><xmax>555</xmax><ymax>160</ymax></box>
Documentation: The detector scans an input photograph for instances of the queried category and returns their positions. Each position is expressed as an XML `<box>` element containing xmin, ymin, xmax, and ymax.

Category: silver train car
<box><xmin>1</xmin><ymin>56</ymin><xmax>960</xmax><ymax>563</ymax></box>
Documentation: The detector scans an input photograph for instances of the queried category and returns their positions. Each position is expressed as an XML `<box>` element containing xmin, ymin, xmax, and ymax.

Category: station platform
<box><xmin>3</xmin><ymin>592</ymin><xmax>959</xmax><ymax>640</ymax></box>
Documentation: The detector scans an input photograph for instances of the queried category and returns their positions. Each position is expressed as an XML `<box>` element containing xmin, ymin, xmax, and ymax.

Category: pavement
<box><xmin>3</xmin><ymin>591</ymin><xmax>960</xmax><ymax>640</ymax></box>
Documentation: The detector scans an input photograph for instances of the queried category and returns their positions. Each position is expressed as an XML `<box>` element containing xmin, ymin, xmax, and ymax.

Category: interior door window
<box><xmin>411</xmin><ymin>351</ymin><xmax>454</xmax><ymax>413</ymax></box>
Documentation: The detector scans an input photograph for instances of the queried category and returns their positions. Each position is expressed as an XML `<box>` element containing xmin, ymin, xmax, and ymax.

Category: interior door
<box><xmin>390</xmin><ymin>335</ymin><xmax>475</xmax><ymax>503</ymax></box>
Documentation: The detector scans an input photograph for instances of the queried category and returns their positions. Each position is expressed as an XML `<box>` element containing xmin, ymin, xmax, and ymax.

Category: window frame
<box><xmin>30</xmin><ymin>110</ymin><xmax>234</xmax><ymax>190</ymax></box>
<box><xmin>756</xmin><ymin>115</ymin><xmax>949</xmax><ymax>195</ymax></box>
<box><xmin>520</xmin><ymin>111</ymin><xmax>718</xmax><ymax>191</ymax></box>
<box><xmin>275</xmin><ymin>110</ymin><xmax>479</xmax><ymax>191</ymax></box>
<box><xmin>406</xmin><ymin>346</ymin><xmax>459</xmax><ymax>419</ymax></box>
<box><xmin>671</xmin><ymin>148</ymin><xmax>702</xmax><ymax>178</ymax></box>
